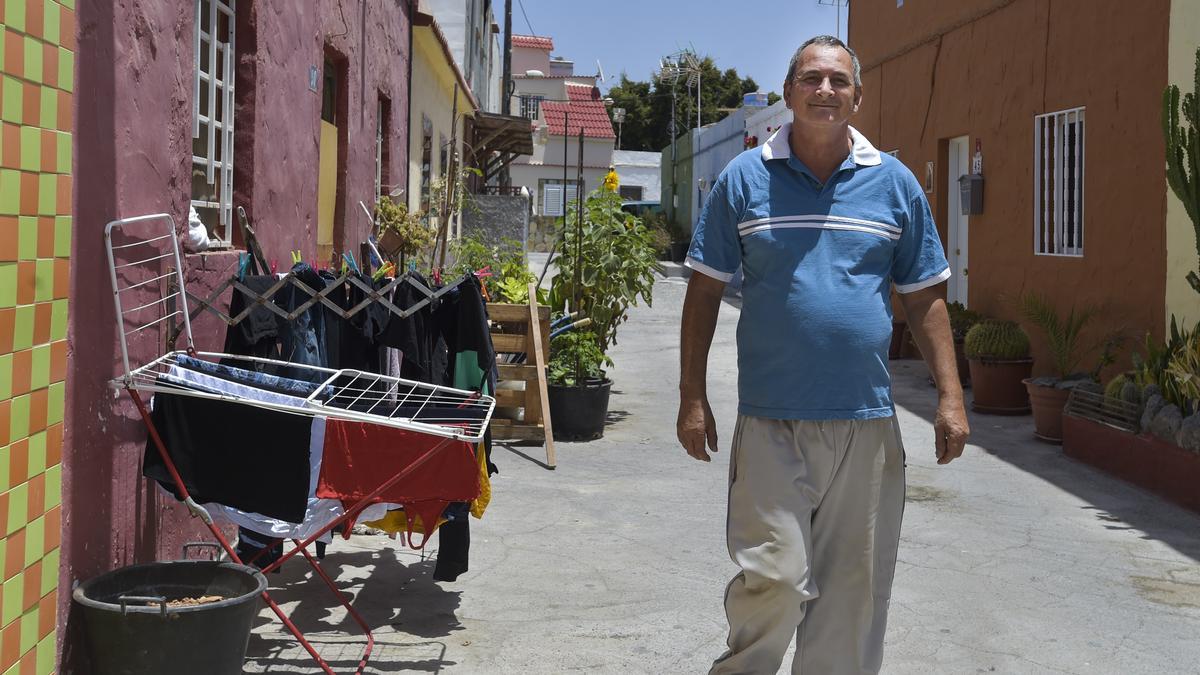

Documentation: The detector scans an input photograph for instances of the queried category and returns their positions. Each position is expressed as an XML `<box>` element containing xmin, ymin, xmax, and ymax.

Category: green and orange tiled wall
<box><xmin>0</xmin><ymin>0</ymin><xmax>73</xmax><ymax>673</ymax></box>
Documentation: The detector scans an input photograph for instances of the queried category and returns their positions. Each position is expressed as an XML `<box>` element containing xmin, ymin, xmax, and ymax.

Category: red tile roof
<box><xmin>542</xmin><ymin>100</ymin><xmax>616</xmax><ymax>140</ymax></box>
<box><xmin>512</xmin><ymin>35</ymin><xmax>554</xmax><ymax>50</ymax></box>
<box><xmin>565</xmin><ymin>82</ymin><xmax>600</xmax><ymax>102</ymax></box>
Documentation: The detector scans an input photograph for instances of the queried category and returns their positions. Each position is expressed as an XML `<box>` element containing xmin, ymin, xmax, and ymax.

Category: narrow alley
<box><xmin>244</xmin><ymin>274</ymin><xmax>1200</xmax><ymax>674</ymax></box>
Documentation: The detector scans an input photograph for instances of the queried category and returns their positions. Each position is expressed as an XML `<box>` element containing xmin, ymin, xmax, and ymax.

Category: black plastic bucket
<box><xmin>72</xmin><ymin>560</ymin><xmax>267</xmax><ymax>675</ymax></box>
<box><xmin>549</xmin><ymin>378</ymin><xmax>612</xmax><ymax>441</ymax></box>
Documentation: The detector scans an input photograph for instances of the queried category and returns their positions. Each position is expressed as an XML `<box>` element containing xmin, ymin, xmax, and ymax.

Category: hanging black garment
<box><xmin>378</xmin><ymin>273</ymin><xmax>438</xmax><ymax>383</ymax></box>
<box><xmin>432</xmin><ymin>515</ymin><xmax>470</xmax><ymax>582</ymax></box>
<box><xmin>276</xmin><ymin>263</ymin><xmax>329</xmax><ymax>381</ymax></box>
<box><xmin>433</xmin><ymin>274</ymin><xmax>495</xmax><ymax>392</ymax></box>
<box><xmin>143</xmin><ymin>393</ymin><xmax>312</xmax><ymax>523</ymax></box>
<box><xmin>222</xmin><ymin>275</ymin><xmax>281</xmax><ymax>361</ymax></box>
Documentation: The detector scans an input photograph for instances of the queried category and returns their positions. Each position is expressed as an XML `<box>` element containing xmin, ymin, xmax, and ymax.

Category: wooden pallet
<box><xmin>489</xmin><ymin>283</ymin><xmax>556</xmax><ymax>468</ymax></box>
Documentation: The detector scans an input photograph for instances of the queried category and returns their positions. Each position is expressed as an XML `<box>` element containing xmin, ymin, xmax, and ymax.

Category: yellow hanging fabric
<box><xmin>470</xmin><ymin>440</ymin><xmax>491</xmax><ymax>518</ymax></box>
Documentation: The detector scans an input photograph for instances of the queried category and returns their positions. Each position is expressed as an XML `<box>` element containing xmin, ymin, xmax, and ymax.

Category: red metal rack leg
<box><xmin>295</xmin><ymin>542</ymin><xmax>375</xmax><ymax>674</ymax></box>
<box><xmin>128</xmin><ymin>389</ymin><xmax>337</xmax><ymax>674</ymax></box>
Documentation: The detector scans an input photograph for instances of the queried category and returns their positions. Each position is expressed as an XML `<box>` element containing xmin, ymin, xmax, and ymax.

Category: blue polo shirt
<box><xmin>686</xmin><ymin>123</ymin><xmax>950</xmax><ymax>420</ymax></box>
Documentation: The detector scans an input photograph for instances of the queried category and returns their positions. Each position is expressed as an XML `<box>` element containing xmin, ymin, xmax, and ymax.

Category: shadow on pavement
<box><xmin>245</xmin><ymin>551</ymin><xmax>463</xmax><ymax>672</ymax></box>
<box><xmin>891</xmin><ymin>359</ymin><xmax>1200</xmax><ymax>563</ymax></box>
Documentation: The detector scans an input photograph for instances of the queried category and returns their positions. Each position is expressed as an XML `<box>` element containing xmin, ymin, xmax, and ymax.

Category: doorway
<box><xmin>946</xmin><ymin>136</ymin><xmax>970</xmax><ymax>305</ymax></box>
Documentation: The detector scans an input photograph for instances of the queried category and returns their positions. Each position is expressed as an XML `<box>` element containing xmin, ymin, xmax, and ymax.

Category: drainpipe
<box><xmin>406</xmin><ymin>0</ymin><xmax>415</xmax><ymax>196</ymax></box>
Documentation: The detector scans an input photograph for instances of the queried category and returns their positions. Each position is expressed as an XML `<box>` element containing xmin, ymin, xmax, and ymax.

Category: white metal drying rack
<box><xmin>105</xmin><ymin>213</ymin><xmax>495</xmax><ymax>444</ymax></box>
<box><xmin>104</xmin><ymin>213</ymin><xmax>496</xmax><ymax>674</ymax></box>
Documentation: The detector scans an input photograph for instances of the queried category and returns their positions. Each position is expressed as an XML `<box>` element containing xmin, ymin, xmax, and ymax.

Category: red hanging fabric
<box><xmin>316</xmin><ymin>419</ymin><xmax>480</xmax><ymax>547</ymax></box>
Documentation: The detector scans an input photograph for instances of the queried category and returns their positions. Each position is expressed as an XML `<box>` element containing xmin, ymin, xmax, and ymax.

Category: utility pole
<box><xmin>501</xmin><ymin>0</ymin><xmax>513</xmax><ymax>115</ymax></box>
<box><xmin>500</xmin><ymin>0</ymin><xmax>514</xmax><ymax>188</ymax></box>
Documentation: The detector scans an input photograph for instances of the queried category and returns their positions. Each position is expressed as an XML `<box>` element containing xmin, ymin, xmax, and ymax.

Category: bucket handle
<box><xmin>181</xmin><ymin>542</ymin><xmax>222</xmax><ymax>560</ymax></box>
<box><xmin>118</xmin><ymin>595</ymin><xmax>167</xmax><ymax>616</ymax></box>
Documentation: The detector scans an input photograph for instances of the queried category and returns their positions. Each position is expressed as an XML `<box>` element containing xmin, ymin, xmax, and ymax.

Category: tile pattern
<box><xmin>0</xmin><ymin>0</ymin><xmax>72</xmax><ymax>673</ymax></box>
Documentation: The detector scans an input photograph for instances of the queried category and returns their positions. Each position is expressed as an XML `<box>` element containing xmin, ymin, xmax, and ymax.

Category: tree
<box><xmin>606</xmin><ymin>57</ymin><xmax>780</xmax><ymax>152</ymax></box>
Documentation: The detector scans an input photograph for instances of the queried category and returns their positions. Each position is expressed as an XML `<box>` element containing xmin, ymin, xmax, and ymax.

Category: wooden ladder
<box><xmin>489</xmin><ymin>282</ymin><xmax>556</xmax><ymax>468</ymax></box>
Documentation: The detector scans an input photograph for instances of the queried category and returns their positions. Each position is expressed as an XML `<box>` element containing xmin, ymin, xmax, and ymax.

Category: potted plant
<box><xmin>964</xmin><ymin>319</ymin><xmax>1033</xmax><ymax>414</ymax></box>
<box><xmin>546</xmin><ymin>329</ymin><xmax>613</xmax><ymax>440</ymax></box>
<box><xmin>546</xmin><ymin>190</ymin><xmax>659</xmax><ymax>441</ymax></box>
<box><xmin>374</xmin><ymin>195</ymin><xmax>435</xmax><ymax>266</ymax></box>
<box><xmin>947</xmin><ymin>302</ymin><xmax>983</xmax><ymax>386</ymax></box>
<box><xmin>1062</xmin><ymin>318</ymin><xmax>1200</xmax><ymax>514</ymax></box>
<box><xmin>1018</xmin><ymin>292</ymin><xmax>1119</xmax><ymax>443</ymax></box>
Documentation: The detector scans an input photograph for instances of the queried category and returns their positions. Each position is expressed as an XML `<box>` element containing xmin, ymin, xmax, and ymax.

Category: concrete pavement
<box><xmin>244</xmin><ymin>275</ymin><xmax>1200</xmax><ymax>674</ymax></box>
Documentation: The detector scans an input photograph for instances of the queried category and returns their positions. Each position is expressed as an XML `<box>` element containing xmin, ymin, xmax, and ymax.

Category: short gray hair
<box><xmin>785</xmin><ymin>35</ymin><xmax>861</xmax><ymax>92</ymax></box>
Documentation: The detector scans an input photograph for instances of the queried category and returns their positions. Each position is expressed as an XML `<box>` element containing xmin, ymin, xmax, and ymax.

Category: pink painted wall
<box><xmin>62</xmin><ymin>1</ymin><xmax>413</xmax><ymax>670</ymax></box>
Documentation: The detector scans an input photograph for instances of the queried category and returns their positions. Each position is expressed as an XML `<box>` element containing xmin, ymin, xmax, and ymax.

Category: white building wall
<box><xmin>692</xmin><ymin>108</ymin><xmax>750</xmax><ymax>229</ymax></box>
<box><xmin>745</xmin><ymin>100</ymin><xmax>791</xmax><ymax>149</ymax></box>
<box><xmin>612</xmin><ymin>150</ymin><xmax>661</xmax><ymax>202</ymax></box>
<box><xmin>512</xmin><ymin>46</ymin><xmax>550</xmax><ymax>74</ymax></box>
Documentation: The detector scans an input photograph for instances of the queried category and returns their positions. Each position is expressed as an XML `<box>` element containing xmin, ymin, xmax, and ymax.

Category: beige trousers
<box><xmin>710</xmin><ymin>415</ymin><xmax>906</xmax><ymax>675</ymax></box>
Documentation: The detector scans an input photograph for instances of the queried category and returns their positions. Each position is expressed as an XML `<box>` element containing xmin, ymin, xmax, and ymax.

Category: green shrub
<box><xmin>548</xmin><ymin>330</ymin><xmax>612</xmax><ymax>386</ymax></box>
<box><xmin>963</xmin><ymin>319</ymin><xmax>1030</xmax><ymax>361</ymax></box>
<box><xmin>946</xmin><ymin>301</ymin><xmax>983</xmax><ymax>341</ymax></box>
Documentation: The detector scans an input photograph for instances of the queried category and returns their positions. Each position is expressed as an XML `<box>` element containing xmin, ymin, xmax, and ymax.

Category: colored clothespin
<box><xmin>473</xmin><ymin>265</ymin><xmax>493</xmax><ymax>278</ymax></box>
<box><xmin>432</xmin><ymin>267</ymin><xmax>442</xmax><ymax>286</ymax></box>
<box><xmin>408</xmin><ymin>260</ymin><xmax>417</xmax><ymax>273</ymax></box>
<box><xmin>270</xmin><ymin>259</ymin><xmax>278</xmax><ymax>274</ymax></box>
<box><xmin>237</xmin><ymin>252</ymin><xmax>250</xmax><ymax>280</ymax></box>
<box><xmin>372</xmin><ymin>261</ymin><xmax>395</xmax><ymax>282</ymax></box>
<box><xmin>342</xmin><ymin>251</ymin><xmax>360</xmax><ymax>275</ymax></box>
<box><xmin>291</xmin><ymin>250</ymin><xmax>302</xmax><ymax>265</ymax></box>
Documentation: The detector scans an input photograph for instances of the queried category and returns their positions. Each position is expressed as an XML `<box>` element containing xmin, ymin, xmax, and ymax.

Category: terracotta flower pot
<box><xmin>1023</xmin><ymin>379</ymin><xmax>1071</xmax><ymax>444</ymax></box>
<box><xmin>967</xmin><ymin>358</ymin><xmax>1033</xmax><ymax>414</ymax></box>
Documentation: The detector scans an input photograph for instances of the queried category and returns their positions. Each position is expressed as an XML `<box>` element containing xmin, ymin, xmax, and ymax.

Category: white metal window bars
<box><xmin>193</xmin><ymin>0</ymin><xmax>236</xmax><ymax>243</ymax></box>
<box><xmin>520</xmin><ymin>95</ymin><xmax>544</xmax><ymax>121</ymax></box>
<box><xmin>1034</xmin><ymin>107</ymin><xmax>1085</xmax><ymax>257</ymax></box>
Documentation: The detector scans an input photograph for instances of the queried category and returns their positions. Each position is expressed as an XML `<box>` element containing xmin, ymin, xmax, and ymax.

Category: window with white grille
<box><xmin>520</xmin><ymin>95</ymin><xmax>544</xmax><ymax>121</ymax></box>
<box><xmin>1034</xmin><ymin>107</ymin><xmax>1084</xmax><ymax>256</ymax></box>
<box><xmin>193</xmin><ymin>0</ymin><xmax>236</xmax><ymax>243</ymax></box>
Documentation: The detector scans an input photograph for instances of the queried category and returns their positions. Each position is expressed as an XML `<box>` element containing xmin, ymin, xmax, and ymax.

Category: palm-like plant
<box><xmin>1019</xmin><ymin>292</ymin><xmax>1117</xmax><ymax>381</ymax></box>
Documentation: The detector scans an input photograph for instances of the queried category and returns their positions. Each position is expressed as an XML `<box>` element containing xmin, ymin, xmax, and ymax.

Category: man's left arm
<box><xmin>898</xmin><ymin>288</ymin><xmax>969</xmax><ymax>464</ymax></box>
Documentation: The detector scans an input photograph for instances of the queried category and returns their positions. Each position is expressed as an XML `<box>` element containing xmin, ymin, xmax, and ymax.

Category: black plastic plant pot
<box><xmin>72</xmin><ymin>560</ymin><xmax>267</xmax><ymax>675</ymax></box>
<box><xmin>549</xmin><ymin>378</ymin><xmax>613</xmax><ymax>441</ymax></box>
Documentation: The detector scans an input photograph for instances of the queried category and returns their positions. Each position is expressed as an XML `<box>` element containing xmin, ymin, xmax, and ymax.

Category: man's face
<box><xmin>783</xmin><ymin>45</ymin><xmax>861</xmax><ymax>128</ymax></box>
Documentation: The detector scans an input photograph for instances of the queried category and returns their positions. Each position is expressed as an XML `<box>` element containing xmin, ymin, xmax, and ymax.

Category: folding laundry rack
<box><xmin>105</xmin><ymin>213</ymin><xmax>496</xmax><ymax>674</ymax></box>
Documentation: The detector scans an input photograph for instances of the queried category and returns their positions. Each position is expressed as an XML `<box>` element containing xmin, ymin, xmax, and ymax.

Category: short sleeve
<box><xmin>892</xmin><ymin>192</ymin><xmax>951</xmax><ymax>293</ymax></box>
<box><xmin>685</xmin><ymin>174</ymin><xmax>742</xmax><ymax>282</ymax></box>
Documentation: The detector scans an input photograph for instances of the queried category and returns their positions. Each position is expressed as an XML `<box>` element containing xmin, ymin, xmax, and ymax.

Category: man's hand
<box><xmin>677</xmin><ymin>394</ymin><xmax>719</xmax><ymax>462</ymax></box>
<box><xmin>934</xmin><ymin>399</ymin><xmax>969</xmax><ymax>464</ymax></box>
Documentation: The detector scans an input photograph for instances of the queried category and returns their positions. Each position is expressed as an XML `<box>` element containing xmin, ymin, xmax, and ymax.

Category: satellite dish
<box><xmin>524</xmin><ymin>69</ymin><xmax>545</xmax><ymax>78</ymax></box>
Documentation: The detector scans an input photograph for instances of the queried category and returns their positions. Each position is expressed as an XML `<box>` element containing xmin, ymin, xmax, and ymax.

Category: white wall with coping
<box><xmin>613</xmin><ymin>150</ymin><xmax>661</xmax><ymax>202</ymax></box>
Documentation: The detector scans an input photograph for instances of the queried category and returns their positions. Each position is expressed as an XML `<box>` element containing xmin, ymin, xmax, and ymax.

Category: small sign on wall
<box><xmin>924</xmin><ymin>161</ymin><xmax>935</xmax><ymax>193</ymax></box>
<box><xmin>309</xmin><ymin>66</ymin><xmax>320</xmax><ymax>93</ymax></box>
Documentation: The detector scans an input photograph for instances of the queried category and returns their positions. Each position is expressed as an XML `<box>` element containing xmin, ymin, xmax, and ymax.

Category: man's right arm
<box><xmin>677</xmin><ymin>271</ymin><xmax>727</xmax><ymax>462</ymax></box>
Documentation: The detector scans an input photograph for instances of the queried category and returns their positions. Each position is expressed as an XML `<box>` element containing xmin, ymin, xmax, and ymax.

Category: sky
<box><xmin>504</xmin><ymin>0</ymin><xmax>851</xmax><ymax>95</ymax></box>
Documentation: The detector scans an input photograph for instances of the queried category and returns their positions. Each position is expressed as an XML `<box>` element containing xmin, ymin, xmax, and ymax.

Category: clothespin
<box><xmin>342</xmin><ymin>251</ymin><xmax>360</xmax><ymax>275</ymax></box>
<box><xmin>237</xmin><ymin>252</ymin><xmax>250</xmax><ymax>280</ymax></box>
<box><xmin>432</xmin><ymin>267</ymin><xmax>442</xmax><ymax>286</ymax></box>
<box><xmin>408</xmin><ymin>260</ymin><xmax>417</xmax><ymax>273</ymax></box>
<box><xmin>291</xmin><ymin>250</ymin><xmax>302</xmax><ymax>265</ymax></box>
<box><xmin>270</xmin><ymin>259</ymin><xmax>278</xmax><ymax>274</ymax></box>
<box><xmin>372</xmin><ymin>261</ymin><xmax>395</xmax><ymax>282</ymax></box>
<box><xmin>474</xmin><ymin>265</ymin><xmax>493</xmax><ymax>278</ymax></box>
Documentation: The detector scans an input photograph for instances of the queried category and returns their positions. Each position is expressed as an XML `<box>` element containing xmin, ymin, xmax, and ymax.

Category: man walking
<box><xmin>677</xmin><ymin>36</ymin><xmax>969</xmax><ymax>674</ymax></box>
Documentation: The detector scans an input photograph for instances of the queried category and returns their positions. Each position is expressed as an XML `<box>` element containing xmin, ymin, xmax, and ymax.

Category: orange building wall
<box><xmin>851</xmin><ymin>0</ymin><xmax>1170</xmax><ymax>375</ymax></box>
<box><xmin>0</xmin><ymin>0</ymin><xmax>73</xmax><ymax>673</ymax></box>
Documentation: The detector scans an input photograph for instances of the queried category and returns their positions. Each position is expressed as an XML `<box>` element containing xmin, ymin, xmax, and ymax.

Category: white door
<box><xmin>946</xmin><ymin>136</ymin><xmax>970</xmax><ymax>305</ymax></box>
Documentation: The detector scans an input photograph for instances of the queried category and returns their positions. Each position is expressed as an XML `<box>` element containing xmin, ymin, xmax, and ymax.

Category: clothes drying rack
<box><xmin>105</xmin><ymin>213</ymin><xmax>496</xmax><ymax>674</ymax></box>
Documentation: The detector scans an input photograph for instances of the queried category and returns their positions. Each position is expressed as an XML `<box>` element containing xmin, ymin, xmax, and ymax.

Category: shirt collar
<box><xmin>760</xmin><ymin>122</ymin><xmax>883</xmax><ymax>167</ymax></box>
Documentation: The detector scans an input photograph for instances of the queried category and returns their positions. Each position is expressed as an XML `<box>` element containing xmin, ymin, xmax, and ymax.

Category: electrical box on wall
<box><xmin>958</xmin><ymin>174</ymin><xmax>984</xmax><ymax>215</ymax></box>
